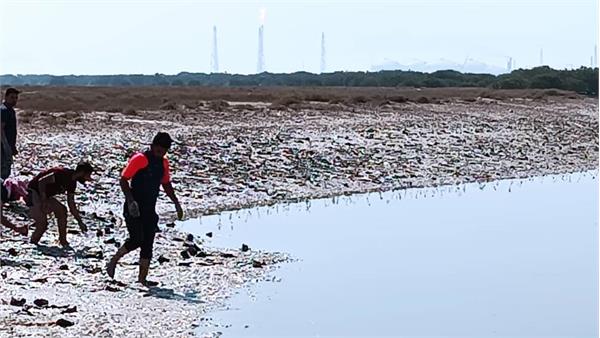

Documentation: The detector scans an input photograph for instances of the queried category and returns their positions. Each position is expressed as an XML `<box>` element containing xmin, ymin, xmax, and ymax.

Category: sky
<box><xmin>0</xmin><ymin>0</ymin><xmax>598</xmax><ymax>75</ymax></box>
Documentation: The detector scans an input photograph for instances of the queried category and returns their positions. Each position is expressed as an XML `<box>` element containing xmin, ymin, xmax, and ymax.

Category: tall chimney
<box><xmin>320</xmin><ymin>32</ymin><xmax>326</xmax><ymax>74</ymax></box>
<box><xmin>211</xmin><ymin>25</ymin><xmax>219</xmax><ymax>73</ymax></box>
<box><xmin>257</xmin><ymin>25</ymin><xmax>265</xmax><ymax>73</ymax></box>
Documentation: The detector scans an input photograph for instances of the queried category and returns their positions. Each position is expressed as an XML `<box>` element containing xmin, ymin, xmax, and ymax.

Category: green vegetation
<box><xmin>1</xmin><ymin>66</ymin><xmax>597</xmax><ymax>95</ymax></box>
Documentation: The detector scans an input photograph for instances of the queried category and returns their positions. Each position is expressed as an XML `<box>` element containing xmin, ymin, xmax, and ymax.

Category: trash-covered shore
<box><xmin>1</xmin><ymin>95</ymin><xmax>598</xmax><ymax>337</ymax></box>
<box><xmin>9</xmin><ymin>97</ymin><xmax>599</xmax><ymax>219</ymax></box>
<box><xmin>0</xmin><ymin>218</ymin><xmax>288</xmax><ymax>337</ymax></box>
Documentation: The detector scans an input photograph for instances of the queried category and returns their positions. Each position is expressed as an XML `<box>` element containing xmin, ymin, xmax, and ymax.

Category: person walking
<box><xmin>106</xmin><ymin>132</ymin><xmax>183</xmax><ymax>286</ymax></box>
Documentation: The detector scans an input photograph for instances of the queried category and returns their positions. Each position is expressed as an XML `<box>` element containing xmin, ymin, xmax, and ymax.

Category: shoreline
<box><xmin>175</xmin><ymin>164</ymin><xmax>599</xmax><ymax>218</ymax></box>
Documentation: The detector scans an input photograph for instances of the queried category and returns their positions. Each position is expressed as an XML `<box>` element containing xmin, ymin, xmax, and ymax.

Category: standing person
<box><xmin>28</xmin><ymin>162</ymin><xmax>93</xmax><ymax>246</ymax></box>
<box><xmin>106</xmin><ymin>132</ymin><xmax>183</xmax><ymax>286</ymax></box>
<box><xmin>1</xmin><ymin>126</ymin><xmax>12</xmax><ymax>180</ymax></box>
<box><xmin>1</xmin><ymin>113</ymin><xmax>13</xmax><ymax>181</ymax></box>
<box><xmin>1</xmin><ymin>87</ymin><xmax>20</xmax><ymax>178</ymax></box>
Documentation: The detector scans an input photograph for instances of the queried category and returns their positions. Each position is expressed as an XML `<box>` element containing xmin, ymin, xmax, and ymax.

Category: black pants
<box><xmin>123</xmin><ymin>203</ymin><xmax>158</xmax><ymax>260</ymax></box>
<box><xmin>1</xmin><ymin>184</ymin><xmax>7</xmax><ymax>202</ymax></box>
<box><xmin>0</xmin><ymin>150</ymin><xmax>11</xmax><ymax>180</ymax></box>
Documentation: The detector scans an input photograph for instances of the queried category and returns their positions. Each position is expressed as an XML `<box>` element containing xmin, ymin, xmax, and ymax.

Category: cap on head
<box><xmin>4</xmin><ymin>87</ymin><xmax>20</xmax><ymax>97</ymax></box>
<box><xmin>152</xmin><ymin>132</ymin><xmax>173</xmax><ymax>149</ymax></box>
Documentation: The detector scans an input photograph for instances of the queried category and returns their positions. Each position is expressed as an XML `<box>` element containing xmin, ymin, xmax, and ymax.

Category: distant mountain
<box><xmin>371</xmin><ymin>58</ymin><xmax>508</xmax><ymax>75</ymax></box>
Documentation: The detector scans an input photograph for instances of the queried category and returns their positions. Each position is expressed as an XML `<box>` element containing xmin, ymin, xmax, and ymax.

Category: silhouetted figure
<box><xmin>1</xmin><ymin>87</ymin><xmax>20</xmax><ymax>179</ymax></box>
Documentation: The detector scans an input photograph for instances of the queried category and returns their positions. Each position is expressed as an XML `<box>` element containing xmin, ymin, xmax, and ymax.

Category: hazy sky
<box><xmin>0</xmin><ymin>0</ymin><xmax>597</xmax><ymax>75</ymax></box>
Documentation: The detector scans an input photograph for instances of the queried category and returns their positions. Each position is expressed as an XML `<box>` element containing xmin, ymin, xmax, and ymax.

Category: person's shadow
<box><xmin>34</xmin><ymin>244</ymin><xmax>72</xmax><ymax>258</ymax></box>
<box><xmin>35</xmin><ymin>244</ymin><xmax>104</xmax><ymax>261</ymax></box>
<box><xmin>143</xmin><ymin>286</ymin><xmax>204</xmax><ymax>305</ymax></box>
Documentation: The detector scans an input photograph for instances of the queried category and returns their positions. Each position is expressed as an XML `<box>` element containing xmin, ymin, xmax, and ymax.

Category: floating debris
<box><xmin>61</xmin><ymin>306</ymin><xmax>77</xmax><ymax>314</ymax></box>
<box><xmin>33</xmin><ymin>299</ymin><xmax>48</xmax><ymax>308</ymax></box>
<box><xmin>82</xmin><ymin>248</ymin><xmax>103</xmax><ymax>260</ymax></box>
<box><xmin>180</xmin><ymin>250</ymin><xmax>191</xmax><ymax>260</ymax></box>
<box><xmin>104</xmin><ymin>238</ymin><xmax>116</xmax><ymax>244</ymax></box>
<box><xmin>105</xmin><ymin>285</ymin><xmax>120</xmax><ymax>292</ymax></box>
<box><xmin>157</xmin><ymin>255</ymin><xmax>170</xmax><ymax>264</ymax></box>
<box><xmin>55</xmin><ymin>318</ymin><xmax>74</xmax><ymax>328</ymax></box>
<box><xmin>10</xmin><ymin>298</ymin><xmax>26</xmax><ymax>306</ymax></box>
<box><xmin>187</xmin><ymin>245</ymin><xmax>199</xmax><ymax>257</ymax></box>
<box><xmin>85</xmin><ymin>266</ymin><xmax>102</xmax><ymax>274</ymax></box>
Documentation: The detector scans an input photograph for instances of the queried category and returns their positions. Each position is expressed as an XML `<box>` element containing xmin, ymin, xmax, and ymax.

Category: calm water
<box><xmin>182</xmin><ymin>171</ymin><xmax>599</xmax><ymax>338</ymax></box>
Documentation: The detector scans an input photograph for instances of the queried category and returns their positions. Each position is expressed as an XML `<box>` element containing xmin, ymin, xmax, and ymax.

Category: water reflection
<box><xmin>181</xmin><ymin>171</ymin><xmax>598</xmax><ymax>337</ymax></box>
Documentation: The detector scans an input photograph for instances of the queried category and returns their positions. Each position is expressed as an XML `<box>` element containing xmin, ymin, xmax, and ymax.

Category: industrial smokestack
<box><xmin>211</xmin><ymin>25</ymin><xmax>219</xmax><ymax>73</ymax></box>
<box><xmin>539</xmin><ymin>48</ymin><xmax>544</xmax><ymax>66</ymax></box>
<box><xmin>257</xmin><ymin>25</ymin><xmax>265</xmax><ymax>73</ymax></box>
<box><xmin>320</xmin><ymin>32</ymin><xmax>326</xmax><ymax>74</ymax></box>
<box><xmin>256</xmin><ymin>9</ymin><xmax>266</xmax><ymax>74</ymax></box>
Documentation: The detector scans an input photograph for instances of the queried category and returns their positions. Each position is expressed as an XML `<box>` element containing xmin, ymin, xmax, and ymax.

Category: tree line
<box><xmin>1</xmin><ymin>66</ymin><xmax>597</xmax><ymax>95</ymax></box>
